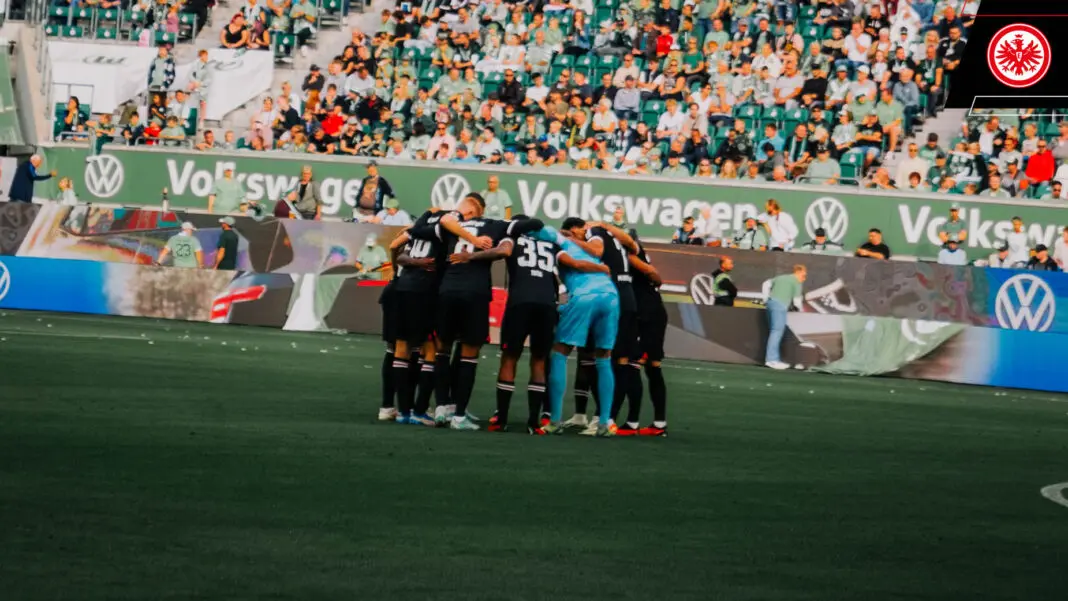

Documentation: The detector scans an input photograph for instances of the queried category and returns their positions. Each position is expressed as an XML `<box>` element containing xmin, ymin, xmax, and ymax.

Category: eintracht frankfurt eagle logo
<box><xmin>987</xmin><ymin>24</ymin><xmax>1052</xmax><ymax>88</ymax></box>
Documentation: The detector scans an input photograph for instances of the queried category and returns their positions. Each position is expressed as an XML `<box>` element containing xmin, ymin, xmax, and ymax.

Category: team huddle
<box><xmin>377</xmin><ymin>192</ymin><xmax>669</xmax><ymax>437</ymax></box>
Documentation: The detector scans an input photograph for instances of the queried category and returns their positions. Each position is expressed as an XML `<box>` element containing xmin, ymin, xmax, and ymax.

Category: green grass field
<box><xmin>1</xmin><ymin>310</ymin><xmax>1066</xmax><ymax>600</ymax></box>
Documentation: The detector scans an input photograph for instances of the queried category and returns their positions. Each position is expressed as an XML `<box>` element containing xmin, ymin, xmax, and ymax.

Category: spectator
<box><xmin>798</xmin><ymin>227</ymin><xmax>845</xmax><ymax>254</ymax></box>
<box><xmin>159</xmin><ymin>115</ymin><xmax>186</xmax><ymax>147</ymax></box>
<box><xmin>355</xmin><ymin>161</ymin><xmax>394</xmax><ymax>218</ymax></box>
<box><xmin>711</xmin><ymin>257</ymin><xmax>737</xmax><ymax>306</ymax></box>
<box><xmin>56</xmin><ymin>176</ymin><xmax>79</xmax><ymax>206</ymax></box>
<box><xmin>291</xmin><ymin>0</ymin><xmax>318</xmax><ymax>57</ymax></box>
<box><xmin>938</xmin><ymin>203</ymin><xmax>968</xmax><ymax>244</ymax></box>
<box><xmin>1042</xmin><ymin>181</ymin><xmax>1064</xmax><ymax>201</ymax></box>
<box><xmin>1005</xmin><ymin>217</ymin><xmax>1031</xmax><ymax>265</ymax></box>
<box><xmin>356</xmin><ymin>234</ymin><xmax>389</xmax><ymax>280</ymax></box>
<box><xmin>58</xmin><ymin>96</ymin><xmax>86</xmax><ymax>140</ymax></box>
<box><xmin>1054</xmin><ymin>227</ymin><xmax>1068</xmax><ymax>269</ymax></box>
<box><xmin>733</xmin><ymin>216</ymin><xmax>769</xmax><ymax>250</ymax></box>
<box><xmin>938</xmin><ymin>237</ymin><xmax>968</xmax><ymax>265</ymax></box>
<box><xmin>147</xmin><ymin>45</ymin><xmax>176</xmax><ymax>93</ymax></box>
<box><xmin>220</xmin><ymin>13</ymin><xmax>250</xmax><ymax>49</ymax></box>
<box><xmin>8</xmin><ymin>155</ymin><xmax>54</xmax><ymax>203</ymax></box>
<box><xmin>671</xmin><ymin>216</ymin><xmax>703</xmax><ymax>245</ymax></box>
<box><xmin>288</xmin><ymin>165</ymin><xmax>322</xmax><ymax>220</ymax></box>
<box><xmin>986</xmin><ymin>241</ymin><xmax>1013</xmax><ymax>268</ymax></box>
<box><xmin>764</xmin><ymin>264</ymin><xmax>807</xmax><ymax>370</ymax></box>
<box><xmin>805</xmin><ymin>144</ymin><xmax>841</xmax><ymax>184</ymax></box>
<box><xmin>157</xmin><ymin>222</ymin><xmax>203</xmax><ymax>269</ymax></box>
<box><xmin>856</xmin><ymin>228</ymin><xmax>891</xmax><ymax>259</ymax></box>
<box><xmin>1026</xmin><ymin>140</ymin><xmax>1055</xmax><ymax>185</ymax></box>
<box><xmin>368</xmin><ymin>198</ymin><xmax>412</xmax><ymax>226</ymax></box>
<box><xmin>122</xmin><ymin>113</ymin><xmax>145</xmax><ymax>146</ymax></box>
<box><xmin>1027</xmin><ymin>245</ymin><xmax>1060</xmax><ymax>272</ymax></box>
<box><xmin>758</xmin><ymin>199</ymin><xmax>799</xmax><ymax>251</ymax></box>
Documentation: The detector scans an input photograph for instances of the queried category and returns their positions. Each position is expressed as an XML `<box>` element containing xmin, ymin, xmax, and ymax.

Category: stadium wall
<box><xmin>0</xmin><ymin>201</ymin><xmax>1065</xmax><ymax>393</ymax></box>
<box><xmin>41</xmin><ymin>146</ymin><xmax>1068</xmax><ymax>260</ymax></box>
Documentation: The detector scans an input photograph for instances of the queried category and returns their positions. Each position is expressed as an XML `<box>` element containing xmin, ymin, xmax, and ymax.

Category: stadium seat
<box><xmin>734</xmin><ymin>104</ymin><xmax>763</xmax><ymax>130</ymax></box>
<box><xmin>155</xmin><ymin>31</ymin><xmax>177</xmax><ymax>46</ymax></box>
<box><xmin>642</xmin><ymin>99</ymin><xmax>664</xmax><ymax>126</ymax></box>
<box><xmin>482</xmin><ymin>72</ymin><xmax>503</xmax><ymax>96</ymax></box>
<box><xmin>840</xmin><ymin>150</ymin><xmax>864</xmax><ymax>179</ymax></box>
<box><xmin>595</xmin><ymin>0</ymin><xmax>617</xmax><ymax>25</ymax></box>
<box><xmin>763</xmin><ymin>106</ymin><xmax>785</xmax><ymax>129</ymax></box>
<box><xmin>573</xmin><ymin>55</ymin><xmax>594</xmax><ymax>77</ymax></box>
<box><xmin>596</xmin><ymin>55</ymin><xmax>620</xmax><ymax>80</ymax></box>
<box><xmin>551</xmin><ymin>54</ymin><xmax>574</xmax><ymax>81</ymax></box>
<box><xmin>95</xmin><ymin>27</ymin><xmax>119</xmax><ymax>40</ymax></box>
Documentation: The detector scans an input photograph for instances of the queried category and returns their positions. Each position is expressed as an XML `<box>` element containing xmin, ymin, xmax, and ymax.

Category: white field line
<box><xmin>0</xmin><ymin>329</ymin><xmax>146</xmax><ymax>341</ymax></box>
<box><xmin>1040</xmin><ymin>482</ymin><xmax>1068</xmax><ymax>510</ymax></box>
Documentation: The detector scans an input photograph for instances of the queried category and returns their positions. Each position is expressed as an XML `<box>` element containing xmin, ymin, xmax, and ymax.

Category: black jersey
<box><xmin>587</xmin><ymin>226</ymin><xmax>636</xmax><ymax>312</ymax></box>
<box><xmin>504</xmin><ymin>234</ymin><xmax>561</xmax><ymax>306</ymax></box>
<box><xmin>438</xmin><ymin>217</ymin><xmax>515</xmax><ymax>298</ymax></box>
<box><xmin>631</xmin><ymin>243</ymin><xmax>663</xmax><ymax>311</ymax></box>
<box><xmin>394</xmin><ymin>209</ymin><xmax>457</xmax><ymax>293</ymax></box>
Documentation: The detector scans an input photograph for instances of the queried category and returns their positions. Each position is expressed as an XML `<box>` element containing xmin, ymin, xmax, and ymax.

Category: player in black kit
<box><xmin>560</xmin><ymin>220</ymin><xmax>643</xmax><ymax>435</ymax></box>
<box><xmin>387</xmin><ymin>201</ymin><xmax>489</xmax><ymax>425</ymax></box>
<box><xmin>624</xmin><ymin>232</ymin><xmax>668</xmax><ymax>436</ymax></box>
<box><xmin>411</xmin><ymin>193</ymin><xmax>545</xmax><ymax>431</ymax></box>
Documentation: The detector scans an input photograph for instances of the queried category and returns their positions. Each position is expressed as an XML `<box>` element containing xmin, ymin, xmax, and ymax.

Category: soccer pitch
<box><xmin>1</xmin><ymin>310</ymin><xmax>1066</xmax><ymax>600</ymax></box>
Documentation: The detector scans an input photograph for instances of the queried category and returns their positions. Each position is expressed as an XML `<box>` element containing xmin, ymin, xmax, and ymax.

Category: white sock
<box><xmin>653</xmin><ymin>420</ymin><xmax>667</xmax><ymax>428</ymax></box>
<box><xmin>626</xmin><ymin>421</ymin><xmax>639</xmax><ymax>429</ymax></box>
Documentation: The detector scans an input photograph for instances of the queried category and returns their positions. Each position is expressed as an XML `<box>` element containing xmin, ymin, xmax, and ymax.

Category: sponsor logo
<box><xmin>84</xmin><ymin>154</ymin><xmax>125</xmax><ymax>198</ymax></box>
<box><xmin>81</xmin><ymin>56</ymin><xmax>128</xmax><ymax>65</ymax></box>
<box><xmin>430</xmin><ymin>173</ymin><xmax>471</xmax><ymax>209</ymax></box>
<box><xmin>987</xmin><ymin>23</ymin><xmax>1052</xmax><ymax>89</ymax></box>
<box><xmin>688</xmin><ymin>273</ymin><xmax>716</xmax><ymax>305</ymax></box>
<box><xmin>994</xmin><ymin>274</ymin><xmax>1056</xmax><ymax>331</ymax></box>
<box><xmin>0</xmin><ymin>259</ymin><xmax>9</xmax><ymax>301</ymax></box>
<box><xmin>804</xmin><ymin>196</ymin><xmax>848</xmax><ymax>241</ymax></box>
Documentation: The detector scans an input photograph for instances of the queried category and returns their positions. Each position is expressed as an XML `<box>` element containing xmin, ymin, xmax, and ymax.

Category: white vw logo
<box><xmin>689</xmin><ymin>273</ymin><xmax>716</xmax><ymax>305</ymax></box>
<box><xmin>84</xmin><ymin>154</ymin><xmax>125</xmax><ymax>198</ymax></box>
<box><xmin>995</xmin><ymin>274</ymin><xmax>1056</xmax><ymax>332</ymax></box>
<box><xmin>430</xmin><ymin>173</ymin><xmax>470</xmax><ymax>209</ymax></box>
<box><xmin>0</xmin><ymin>259</ymin><xmax>10</xmax><ymax>302</ymax></box>
<box><xmin>804</xmin><ymin>196</ymin><xmax>848</xmax><ymax>242</ymax></box>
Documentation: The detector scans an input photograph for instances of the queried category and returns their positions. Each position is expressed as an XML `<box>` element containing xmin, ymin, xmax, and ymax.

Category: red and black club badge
<box><xmin>987</xmin><ymin>23</ymin><xmax>1052</xmax><ymax>88</ymax></box>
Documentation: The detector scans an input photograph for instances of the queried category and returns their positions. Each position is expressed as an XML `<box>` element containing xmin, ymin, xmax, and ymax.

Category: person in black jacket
<box><xmin>1027</xmin><ymin>245</ymin><xmax>1061</xmax><ymax>272</ymax></box>
<box><xmin>8</xmin><ymin>155</ymin><xmax>54</xmax><ymax>203</ymax></box>
<box><xmin>497</xmin><ymin>70</ymin><xmax>524</xmax><ymax>109</ymax></box>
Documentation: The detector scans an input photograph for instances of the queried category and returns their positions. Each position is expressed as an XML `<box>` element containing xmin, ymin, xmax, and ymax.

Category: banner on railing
<box><xmin>41</xmin><ymin>147</ymin><xmax>1068</xmax><ymax>259</ymax></box>
<box><xmin>48</xmin><ymin>44</ymin><xmax>272</xmax><ymax>120</ymax></box>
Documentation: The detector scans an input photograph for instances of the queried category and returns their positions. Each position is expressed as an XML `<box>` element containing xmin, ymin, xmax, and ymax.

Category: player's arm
<box><xmin>628</xmin><ymin>253</ymin><xmax>662</xmax><ymax>286</ymax></box>
<box><xmin>558</xmin><ymin>251</ymin><xmax>609</xmax><ymax>274</ymax></box>
<box><xmin>590</xmin><ymin>221</ymin><xmax>638</xmax><ymax>253</ymax></box>
<box><xmin>439</xmin><ymin>212</ymin><xmax>493</xmax><ymax>249</ymax></box>
<box><xmin>450</xmin><ymin>238</ymin><xmax>513</xmax><ymax>264</ymax></box>
<box><xmin>505</xmin><ymin>218</ymin><xmax>545</xmax><ymax>238</ymax></box>
<box><xmin>566</xmin><ymin>233</ymin><xmax>604</xmax><ymax>258</ymax></box>
<box><xmin>156</xmin><ymin>247</ymin><xmax>170</xmax><ymax>266</ymax></box>
<box><xmin>390</xmin><ymin>231</ymin><xmax>411</xmax><ymax>251</ymax></box>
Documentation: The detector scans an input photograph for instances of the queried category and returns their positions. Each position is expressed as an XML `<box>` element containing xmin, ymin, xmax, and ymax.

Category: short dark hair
<box><xmin>562</xmin><ymin>217</ymin><xmax>586</xmax><ymax>230</ymax></box>
<box><xmin>869</xmin><ymin>228</ymin><xmax>882</xmax><ymax>234</ymax></box>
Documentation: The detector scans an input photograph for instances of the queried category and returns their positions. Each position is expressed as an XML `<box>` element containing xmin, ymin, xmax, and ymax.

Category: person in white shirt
<box><xmin>1054</xmin><ymin>226</ymin><xmax>1068</xmax><ymax>269</ymax></box>
<box><xmin>1006</xmin><ymin>216</ymin><xmax>1031</xmax><ymax>266</ymax></box>
<box><xmin>986</xmin><ymin>241</ymin><xmax>1012</xmax><ymax>268</ymax></box>
<box><xmin>370</xmin><ymin>198</ymin><xmax>412</xmax><ymax>225</ymax></box>
<box><xmin>895</xmin><ymin>142</ymin><xmax>930</xmax><ymax>187</ymax></box>
<box><xmin>758</xmin><ymin>199</ymin><xmax>799</xmax><ymax>250</ymax></box>
<box><xmin>656</xmin><ymin>98</ymin><xmax>685</xmax><ymax>141</ymax></box>
<box><xmin>844</xmin><ymin>21</ymin><xmax>872</xmax><ymax>65</ymax></box>
<box><xmin>695</xmin><ymin>205</ymin><xmax>724</xmax><ymax>246</ymax></box>
<box><xmin>938</xmin><ymin>237</ymin><xmax>968</xmax><ymax>266</ymax></box>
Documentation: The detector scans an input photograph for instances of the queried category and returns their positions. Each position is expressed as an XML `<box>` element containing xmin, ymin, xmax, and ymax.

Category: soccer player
<box><xmin>559</xmin><ymin>220</ymin><xmax>641</xmax><ymax>435</ymax></box>
<box><xmin>623</xmin><ymin>232</ymin><xmax>669</xmax><ymax>436</ymax></box>
<box><xmin>485</xmin><ymin>216</ymin><xmax>607</xmax><ymax>434</ymax></box>
<box><xmin>377</xmin><ymin>251</ymin><xmax>400</xmax><ymax>421</ymax></box>
<box><xmin>416</xmin><ymin>194</ymin><xmax>545</xmax><ymax>431</ymax></box>
<box><xmin>387</xmin><ymin>201</ymin><xmax>490</xmax><ymax>424</ymax></box>
<box><xmin>543</xmin><ymin>219</ymin><xmax>620</xmax><ymax>437</ymax></box>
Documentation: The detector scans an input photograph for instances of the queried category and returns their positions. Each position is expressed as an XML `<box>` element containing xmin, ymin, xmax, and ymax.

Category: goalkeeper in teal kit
<box><xmin>536</xmin><ymin>218</ymin><xmax>620</xmax><ymax>437</ymax></box>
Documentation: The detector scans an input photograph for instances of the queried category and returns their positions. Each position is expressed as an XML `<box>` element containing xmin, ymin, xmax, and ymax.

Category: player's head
<box><xmin>561</xmin><ymin>217</ymin><xmax>587</xmax><ymax>239</ymax></box>
<box><xmin>457</xmin><ymin>192</ymin><xmax>486</xmax><ymax>219</ymax></box>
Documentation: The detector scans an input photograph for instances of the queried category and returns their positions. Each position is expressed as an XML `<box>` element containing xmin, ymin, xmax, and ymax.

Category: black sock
<box><xmin>574</xmin><ymin>360</ymin><xmax>594</xmax><ymax>414</ymax></box>
<box><xmin>393</xmin><ymin>357</ymin><xmax>413</xmax><ymax>415</ymax></box>
<box><xmin>624</xmin><ymin>363</ymin><xmax>644</xmax><ymax>425</ymax></box>
<box><xmin>496</xmin><ymin>379</ymin><xmax>515</xmax><ymax>425</ymax></box>
<box><xmin>454</xmin><ymin>358</ymin><xmax>479</xmax><ymax>417</ymax></box>
<box><xmin>610</xmin><ymin>363</ymin><xmax>628</xmax><ymax>421</ymax></box>
<box><xmin>434</xmin><ymin>352</ymin><xmax>451</xmax><ymax>409</ymax></box>
<box><xmin>528</xmin><ymin>382</ymin><xmax>547</xmax><ymax>428</ymax></box>
<box><xmin>381</xmin><ymin>351</ymin><xmax>395</xmax><ymax>409</ymax></box>
<box><xmin>449</xmin><ymin>345</ymin><xmax>463</xmax><ymax>405</ymax></box>
<box><xmin>646</xmin><ymin>364</ymin><xmax>667</xmax><ymax>423</ymax></box>
<box><xmin>408</xmin><ymin>350</ymin><xmax>422</xmax><ymax>390</ymax></box>
<box><xmin>414</xmin><ymin>360</ymin><xmax>435</xmax><ymax>415</ymax></box>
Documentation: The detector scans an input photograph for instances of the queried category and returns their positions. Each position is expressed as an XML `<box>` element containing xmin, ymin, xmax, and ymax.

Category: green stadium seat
<box><xmin>840</xmin><ymin>150</ymin><xmax>864</xmax><ymax>179</ymax></box>
<box><xmin>48</xmin><ymin>6</ymin><xmax>68</xmax><ymax>20</ymax></box>
<box><xmin>95</xmin><ymin>27</ymin><xmax>119</xmax><ymax>40</ymax></box>
<box><xmin>595</xmin><ymin>54</ymin><xmax>620</xmax><ymax>80</ymax></box>
<box><xmin>155</xmin><ymin>31</ymin><xmax>177</xmax><ymax>45</ymax></box>
<box><xmin>734</xmin><ymin>104</ymin><xmax>762</xmax><ymax>130</ymax></box>
<box><xmin>482</xmin><ymin>72</ymin><xmax>503</xmax><ymax>95</ymax></box>
<box><xmin>763</xmin><ymin>106</ymin><xmax>785</xmax><ymax>128</ymax></box>
<box><xmin>573</xmin><ymin>55</ymin><xmax>594</xmax><ymax>77</ymax></box>
<box><xmin>73</xmin><ymin>7</ymin><xmax>92</xmax><ymax>21</ymax></box>
<box><xmin>642</xmin><ymin>99</ymin><xmax>664</xmax><ymax>126</ymax></box>
<box><xmin>1043</xmin><ymin>121</ymin><xmax>1061</xmax><ymax>138</ymax></box>
<box><xmin>595</xmin><ymin>0</ymin><xmax>617</xmax><ymax>25</ymax></box>
<box><xmin>44</xmin><ymin>24</ymin><xmax>61</xmax><ymax>37</ymax></box>
<box><xmin>184</xmin><ymin>108</ymin><xmax>199</xmax><ymax>137</ymax></box>
<box><xmin>800</xmin><ymin>5</ymin><xmax>817</xmax><ymax>20</ymax></box>
<box><xmin>96</xmin><ymin>8</ymin><xmax>119</xmax><ymax>22</ymax></box>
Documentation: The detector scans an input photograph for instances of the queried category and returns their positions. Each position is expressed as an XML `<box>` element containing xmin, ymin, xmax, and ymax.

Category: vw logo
<box><xmin>994</xmin><ymin>274</ymin><xmax>1056</xmax><ymax>332</ymax></box>
<box><xmin>0</xmin><ymin>259</ymin><xmax>10</xmax><ymax>302</ymax></box>
<box><xmin>689</xmin><ymin>273</ymin><xmax>716</xmax><ymax>305</ymax></box>
<box><xmin>804</xmin><ymin>196</ymin><xmax>848</xmax><ymax>242</ymax></box>
<box><xmin>84</xmin><ymin>154</ymin><xmax>125</xmax><ymax>198</ymax></box>
<box><xmin>430</xmin><ymin>173</ymin><xmax>470</xmax><ymax>209</ymax></box>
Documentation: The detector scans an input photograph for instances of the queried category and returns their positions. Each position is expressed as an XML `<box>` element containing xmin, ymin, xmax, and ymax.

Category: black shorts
<box><xmin>500</xmin><ymin>303</ymin><xmax>557</xmax><ymax>358</ymax></box>
<box><xmin>638</xmin><ymin>304</ymin><xmax>668</xmax><ymax>362</ymax></box>
<box><xmin>612</xmin><ymin>309</ymin><xmax>640</xmax><ymax>360</ymax></box>
<box><xmin>394</xmin><ymin>290</ymin><xmax>437</xmax><ymax>345</ymax></box>
<box><xmin>436</xmin><ymin>294</ymin><xmax>490</xmax><ymax>347</ymax></box>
